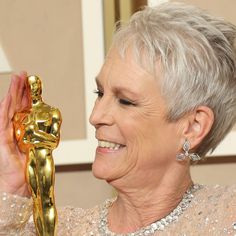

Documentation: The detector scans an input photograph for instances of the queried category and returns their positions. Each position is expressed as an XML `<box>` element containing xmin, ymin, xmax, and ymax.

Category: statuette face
<box><xmin>13</xmin><ymin>75</ymin><xmax>62</xmax><ymax>236</ymax></box>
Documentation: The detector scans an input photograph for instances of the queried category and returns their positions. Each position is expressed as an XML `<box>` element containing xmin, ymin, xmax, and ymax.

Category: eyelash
<box><xmin>119</xmin><ymin>99</ymin><xmax>135</xmax><ymax>106</ymax></box>
<box><xmin>93</xmin><ymin>89</ymin><xmax>103</xmax><ymax>97</ymax></box>
<box><xmin>93</xmin><ymin>89</ymin><xmax>136</xmax><ymax>106</ymax></box>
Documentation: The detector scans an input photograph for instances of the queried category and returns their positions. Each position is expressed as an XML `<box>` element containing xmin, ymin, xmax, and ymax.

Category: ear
<box><xmin>181</xmin><ymin>106</ymin><xmax>214</xmax><ymax>150</ymax></box>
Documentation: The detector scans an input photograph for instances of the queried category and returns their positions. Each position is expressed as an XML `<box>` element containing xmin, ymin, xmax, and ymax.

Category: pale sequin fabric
<box><xmin>0</xmin><ymin>185</ymin><xmax>236</xmax><ymax>236</ymax></box>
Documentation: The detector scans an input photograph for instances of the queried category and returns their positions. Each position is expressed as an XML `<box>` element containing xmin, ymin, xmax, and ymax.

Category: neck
<box><xmin>31</xmin><ymin>97</ymin><xmax>42</xmax><ymax>106</ymax></box>
<box><xmin>108</xmin><ymin>164</ymin><xmax>192</xmax><ymax>233</ymax></box>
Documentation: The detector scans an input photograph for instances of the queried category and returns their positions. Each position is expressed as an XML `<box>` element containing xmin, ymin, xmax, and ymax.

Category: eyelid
<box><xmin>93</xmin><ymin>89</ymin><xmax>103</xmax><ymax>97</ymax></box>
<box><xmin>119</xmin><ymin>98</ymin><xmax>136</xmax><ymax>106</ymax></box>
<box><xmin>93</xmin><ymin>89</ymin><xmax>137</xmax><ymax>106</ymax></box>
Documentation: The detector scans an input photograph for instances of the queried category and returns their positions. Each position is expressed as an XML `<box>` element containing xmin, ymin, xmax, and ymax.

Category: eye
<box><xmin>93</xmin><ymin>89</ymin><xmax>103</xmax><ymax>98</ymax></box>
<box><xmin>119</xmin><ymin>98</ymin><xmax>136</xmax><ymax>106</ymax></box>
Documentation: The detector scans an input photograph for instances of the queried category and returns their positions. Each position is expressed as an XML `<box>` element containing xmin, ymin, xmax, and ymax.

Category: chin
<box><xmin>92</xmin><ymin>157</ymin><xmax>121</xmax><ymax>184</ymax></box>
<box><xmin>92</xmin><ymin>158</ymin><xmax>110</xmax><ymax>180</ymax></box>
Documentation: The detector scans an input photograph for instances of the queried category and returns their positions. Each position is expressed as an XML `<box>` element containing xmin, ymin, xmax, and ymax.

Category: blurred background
<box><xmin>0</xmin><ymin>0</ymin><xmax>236</xmax><ymax>208</ymax></box>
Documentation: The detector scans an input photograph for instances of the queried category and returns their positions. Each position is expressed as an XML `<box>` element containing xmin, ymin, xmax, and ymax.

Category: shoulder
<box><xmin>51</xmin><ymin>107</ymin><xmax>61</xmax><ymax>116</ymax></box>
<box><xmin>191</xmin><ymin>184</ymin><xmax>236</xmax><ymax>234</ymax></box>
<box><xmin>40</xmin><ymin>103</ymin><xmax>61</xmax><ymax>116</ymax></box>
<box><xmin>202</xmin><ymin>184</ymin><xmax>236</xmax><ymax>217</ymax></box>
<box><xmin>166</xmin><ymin>184</ymin><xmax>236</xmax><ymax>235</ymax></box>
<box><xmin>58</xmin><ymin>204</ymin><xmax>101</xmax><ymax>235</ymax></box>
<box><xmin>202</xmin><ymin>184</ymin><xmax>236</xmax><ymax>205</ymax></box>
<box><xmin>69</xmin><ymin>199</ymin><xmax>116</xmax><ymax>236</ymax></box>
<box><xmin>50</xmin><ymin>107</ymin><xmax>62</xmax><ymax>121</ymax></box>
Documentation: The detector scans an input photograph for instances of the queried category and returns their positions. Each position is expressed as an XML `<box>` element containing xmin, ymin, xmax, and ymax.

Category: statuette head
<box><xmin>27</xmin><ymin>75</ymin><xmax>42</xmax><ymax>99</ymax></box>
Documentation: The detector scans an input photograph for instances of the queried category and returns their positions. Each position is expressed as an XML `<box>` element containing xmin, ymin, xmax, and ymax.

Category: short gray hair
<box><xmin>112</xmin><ymin>2</ymin><xmax>236</xmax><ymax>157</ymax></box>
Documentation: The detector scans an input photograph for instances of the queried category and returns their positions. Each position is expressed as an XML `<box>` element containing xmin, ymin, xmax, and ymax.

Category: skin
<box><xmin>0</xmin><ymin>72</ymin><xmax>30</xmax><ymax>196</ymax></box>
<box><xmin>89</xmin><ymin>48</ymin><xmax>213</xmax><ymax>233</ymax></box>
<box><xmin>0</xmin><ymin>49</ymin><xmax>214</xmax><ymax>234</ymax></box>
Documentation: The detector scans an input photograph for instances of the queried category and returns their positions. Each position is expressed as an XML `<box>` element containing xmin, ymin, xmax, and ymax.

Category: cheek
<box><xmin>114</xmin><ymin>115</ymin><xmax>145</xmax><ymax>165</ymax></box>
<box><xmin>119</xmin><ymin>108</ymin><xmax>164</xmax><ymax>143</ymax></box>
<box><xmin>117</xmin><ymin>112</ymin><xmax>157</xmax><ymax>161</ymax></box>
<box><xmin>120</xmin><ymin>114</ymin><xmax>179</xmax><ymax>164</ymax></box>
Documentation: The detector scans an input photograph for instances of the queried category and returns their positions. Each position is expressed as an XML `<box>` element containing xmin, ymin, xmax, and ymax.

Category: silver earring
<box><xmin>176</xmin><ymin>139</ymin><xmax>201</xmax><ymax>161</ymax></box>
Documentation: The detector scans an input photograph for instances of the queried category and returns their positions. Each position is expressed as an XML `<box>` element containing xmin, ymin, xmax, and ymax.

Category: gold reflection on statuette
<box><xmin>13</xmin><ymin>75</ymin><xmax>62</xmax><ymax>236</ymax></box>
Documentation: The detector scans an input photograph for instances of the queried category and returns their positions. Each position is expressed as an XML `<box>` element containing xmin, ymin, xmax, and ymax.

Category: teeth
<box><xmin>98</xmin><ymin>140</ymin><xmax>121</xmax><ymax>150</ymax></box>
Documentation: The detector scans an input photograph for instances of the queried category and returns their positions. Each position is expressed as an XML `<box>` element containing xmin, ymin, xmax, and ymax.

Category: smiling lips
<box><xmin>97</xmin><ymin>140</ymin><xmax>124</xmax><ymax>151</ymax></box>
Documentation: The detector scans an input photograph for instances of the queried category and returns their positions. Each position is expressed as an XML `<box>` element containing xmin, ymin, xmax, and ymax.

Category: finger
<box><xmin>8</xmin><ymin>75</ymin><xmax>21</xmax><ymax>118</ymax></box>
<box><xmin>21</xmin><ymin>87</ymin><xmax>30</xmax><ymax>110</ymax></box>
<box><xmin>17</xmin><ymin>71</ymin><xmax>28</xmax><ymax>98</ymax></box>
<box><xmin>19</xmin><ymin>71</ymin><xmax>27</xmax><ymax>79</ymax></box>
<box><xmin>20</xmin><ymin>72</ymin><xmax>29</xmax><ymax>103</ymax></box>
<box><xmin>9</xmin><ymin>74</ymin><xmax>20</xmax><ymax>102</ymax></box>
<box><xmin>0</xmin><ymin>76</ymin><xmax>15</xmax><ymax>130</ymax></box>
<box><xmin>16</xmin><ymin>77</ymin><xmax>28</xmax><ymax>111</ymax></box>
<box><xmin>18</xmin><ymin>71</ymin><xmax>30</xmax><ymax>110</ymax></box>
<box><xmin>9</xmin><ymin>73</ymin><xmax>28</xmax><ymax>114</ymax></box>
<box><xmin>16</xmin><ymin>77</ymin><xmax>25</xmax><ymax>108</ymax></box>
<box><xmin>8</xmin><ymin>74</ymin><xmax>19</xmax><ymax>93</ymax></box>
<box><xmin>0</xmin><ymin>94</ymin><xmax>12</xmax><ymax>130</ymax></box>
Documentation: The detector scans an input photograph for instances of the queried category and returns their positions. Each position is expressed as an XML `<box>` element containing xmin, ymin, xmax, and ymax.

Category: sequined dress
<box><xmin>0</xmin><ymin>185</ymin><xmax>236</xmax><ymax>236</ymax></box>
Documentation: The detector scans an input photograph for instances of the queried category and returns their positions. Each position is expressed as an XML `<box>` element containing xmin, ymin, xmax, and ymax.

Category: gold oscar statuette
<box><xmin>13</xmin><ymin>75</ymin><xmax>62</xmax><ymax>236</ymax></box>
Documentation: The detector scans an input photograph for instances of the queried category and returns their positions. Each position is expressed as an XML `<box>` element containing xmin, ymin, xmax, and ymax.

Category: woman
<box><xmin>0</xmin><ymin>2</ymin><xmax>236</xmax><ymax>235</ymax></box>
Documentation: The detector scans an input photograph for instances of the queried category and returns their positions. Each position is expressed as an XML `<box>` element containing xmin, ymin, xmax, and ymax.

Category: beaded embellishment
<box><xmin>98</xmin><ymin>184</ymin><xmax>202</xmax><ymax>236</ymax></box>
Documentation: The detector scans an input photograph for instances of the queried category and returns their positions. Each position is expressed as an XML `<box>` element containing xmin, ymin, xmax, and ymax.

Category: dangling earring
<box><xmin>176</xmin><ymin>139</ymin><xmax>201</xmax><ymax>161</ymax></box>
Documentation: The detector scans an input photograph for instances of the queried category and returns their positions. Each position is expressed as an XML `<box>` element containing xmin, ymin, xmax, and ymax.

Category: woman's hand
<box><xmin>0</xmin><ymin>72</ymin><xmax>30</xmax><ymax>197</ymax></box>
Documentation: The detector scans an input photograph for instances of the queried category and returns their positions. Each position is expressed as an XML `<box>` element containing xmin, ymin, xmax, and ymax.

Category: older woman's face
<box><xmin>89</xmin><ymin>48</ymin><xmax>182</xmax><ymax>184</ymax></box>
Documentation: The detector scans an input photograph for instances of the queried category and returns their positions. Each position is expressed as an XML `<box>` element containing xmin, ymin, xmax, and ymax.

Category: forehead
<box><xmin>97</xmin><ymin>48</ymin><xmax>161</xmax><ymax>90</ymax></box>
<box><xmin>29</xmin><ymin>78</ymin><xmax>40</xmax><ymax>83</ymax></box>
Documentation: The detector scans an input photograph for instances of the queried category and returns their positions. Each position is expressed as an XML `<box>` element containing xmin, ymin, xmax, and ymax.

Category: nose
<box><xmin>89</xmin><ymin>97</ymin><xmax>114</xmax><ymax>128</ymax></box>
